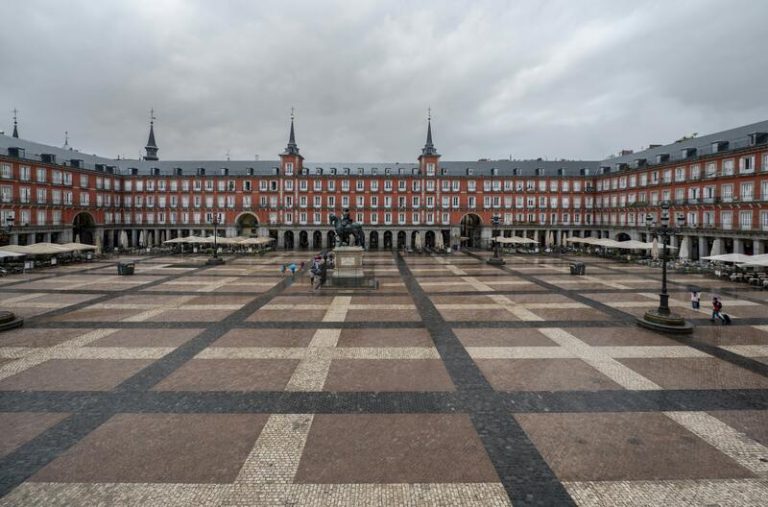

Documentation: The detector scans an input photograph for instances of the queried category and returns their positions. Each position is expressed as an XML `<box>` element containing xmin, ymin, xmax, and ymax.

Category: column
<box><xmin>697</xmin><ymin>236</ymin><xmax>707</xmax><ymax>260</ymax></box>
<box><xmin>754</xmin><ymin>239</ymin><xmax>765</xmax><ymax>255</ymax></box>
<box><xmin>733</xmin><ymin>238</ymin><xmax>744</xmax><ymax>254</ymax></box>
<box><xmin>405</xmin><ymin>231</ymin><xmax>412</xmax><ymax>250</ymax></box>
<box><xmin>321</xmin><ymin>231</ymin><xmax>328</xmax><ymax>249</ymax></box>
<box><xmin>277</xmin><ymin>230</ymin><xmax>285</xmax><ymax>249</ymax></box>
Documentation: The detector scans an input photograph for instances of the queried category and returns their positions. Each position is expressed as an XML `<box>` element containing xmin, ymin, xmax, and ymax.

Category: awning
<box><xmin>61</xmin><ymin>242</ymin><xmax>97</xmax><ymax>251</ymax></box>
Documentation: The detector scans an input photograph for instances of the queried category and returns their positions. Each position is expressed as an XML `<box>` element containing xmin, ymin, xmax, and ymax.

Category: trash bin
<box><xmin>570</xmin><ymin>262</ymin><xmax>585</xmax><ymax>275</ymax></box>
<box><xmin>117</xmin><ymin>262</ymin><xmax>135</xmax><ymax>275</ymax></box>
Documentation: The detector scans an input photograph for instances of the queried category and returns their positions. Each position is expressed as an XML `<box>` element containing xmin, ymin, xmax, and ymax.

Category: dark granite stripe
<box><xmin>395</xmin><ymin>252</ymin><xmax>575</xmax><ymax>507</ymax></box>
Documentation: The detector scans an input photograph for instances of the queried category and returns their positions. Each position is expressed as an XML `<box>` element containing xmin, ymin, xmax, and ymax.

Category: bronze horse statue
<box><xmin>329</xmin><ymin>210</ymin><xmax>365</xmax><ymax>248</ymax></box>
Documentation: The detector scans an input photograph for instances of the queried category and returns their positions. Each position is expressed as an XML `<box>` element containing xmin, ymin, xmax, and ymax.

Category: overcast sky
<box><xmin>1</xmin><ymin>0</ymin><xmax>767</xmax><ymax>163</ymax></box>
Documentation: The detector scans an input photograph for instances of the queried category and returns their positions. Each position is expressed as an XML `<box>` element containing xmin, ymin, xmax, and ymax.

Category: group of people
<box><xmin>690</xmin><ymin>291</ymin><xmax>731</xmax><ymax>325</ymax></box>
<box><xmin>280</xmin><ymin>253</ymin><xmax>336</xmax><ymax>290</ymax></box>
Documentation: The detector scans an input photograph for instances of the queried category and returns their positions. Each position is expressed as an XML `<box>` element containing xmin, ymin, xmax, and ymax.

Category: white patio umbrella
<box><xmin>737</xmin><ymin>253</ymin><xmax>768</xmax><ymax>267</ymax></box>
<box><xmin>678</xmin><ymin>240</ymin><xmax>689</xmax><ymax>260</ymax></box>
<box><xmin>651</xmin><ymin>238</ymin><xmax>659</xmax><ymax>260</ymax></box>
<box><xmin>95</xmin><ymin>235</ymin><xmax>103</xmax><ymax>255</ymax></box>
<box><xmin>0</xmin><ymin>249</ymin><xmax>26</xmax><ymax>258</ymax></box>
<box><xmin>74</xmin><ymin>234</ymin><xmax>80</xmax><ymax>244</ymax></box>
<box><xmin>138</xmin><ymin>231</ymin><xmax>145</xmax><ymax>248</ymax></box>
<box><xmin>546</xmin><ymin>231</ymin><xmax>554</xmax><ymax>248</ymax></box>
<box><xmin>710</xmin><ymin>238</ymin><xmax>724</xmax><ymax>257</ymax></box>
<box><xmin>119</xmin><ymin>230</ymin><xmax>129</xmax><ymax>249</ymax></box>
<box><xmin>434</xmin><ymin>232</ymin><xmax>444</xmax><ymax>250</ymax></box>
<box><xmin>701</xmin><ymin>253</ymin><xmax>753</xmax><ymax>263</ymax></box>
<box><xmin>414</xmin><ymin>233</ymin><xmax>422</xmax><ymax>250</ymax></box>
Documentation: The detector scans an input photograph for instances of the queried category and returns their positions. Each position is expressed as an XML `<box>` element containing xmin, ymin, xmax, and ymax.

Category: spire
<box><xmin>421</xmin><ymin>107</ymin><xmax>438</xmax><ymax>157</ymax></box>
<box><xmin>144</xmin><ymin>108</ymin><xmax>159</xmax><ymax>161</ymax></box>
<box><xmin>12</xmin><ymin>108</ymin><xmax>19</xmax><ymax>138</ymax></box>
<box><xmin>63</xmin><ymin>131</ymin><xmax>70</xmax><ymax>150</ymax></box>
<box><xmin>283</xmin><ymin>107</ymin><xmax>300</xmax><ymax>155</ymax></box>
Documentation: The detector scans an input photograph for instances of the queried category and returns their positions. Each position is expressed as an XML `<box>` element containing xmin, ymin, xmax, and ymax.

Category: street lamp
<box><xmin>636</xmin><ymin>202</ymin><xmax>693</xmax><ymax>333</ymax></box>
<box><xmin>487</xmin><ymin>215</ymin><xmax>505</xmax><ymax>265</ymax></box>
<box><xmin>206</xmin><ymin>212</ymin><xmax>226</xmax><ymax>265</ymax></box>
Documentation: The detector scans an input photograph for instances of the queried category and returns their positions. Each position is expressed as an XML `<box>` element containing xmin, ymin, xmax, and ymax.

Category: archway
<box><xmin>299</xmin><ymin>231</ymin><xmax>309</xmax><ymax>249</ymax></box>
<box><xmin>397</xmin><ymin>231</ymin><xmax>406</xmax><ymax>250</ymax></box>
<box><xmin>72</xmin><ymin>212</ymin><xmax>96</xmax><ymax>244</ymax></box>
<box><xmin>284</xmin><ymin>231</ymin><xmax>294</xmax><ymax>249</ymax></box>
<box><xmin>236</xmin><ymin>212</ymin><xmax>259</xmax><ymax>236</ymax></box>
<box><xmin>369</xmin><ymin>231</ymin><xmax>379</xmax><ymax>250</ymax></box>
<box><xmin>616</xmin><ymin>232</ymin><xmax>631</xmax><ymax>242</ymax></box>
<box><xmin>312</xmin><ymin>231</ymin><xmax>323</xmax><ymax>250</ymax></box>
<box><xmin>425</xmin><ymin>231</ymin><xmax>435</xmax><ymax>249</ymax></box>
<box><xmin>383</xmin><ymin>231</ymin><xmax>393</xmax><ymax>249</ymax></box>
<box><xmin>328</xmin><ymin>231</ymin><xmax>337</xmax><ymax>249</ymax></box>
<box><xmin>460</xmin><ymin>213</ymin><xmax>482</xmax><ymax>248</ymax></box>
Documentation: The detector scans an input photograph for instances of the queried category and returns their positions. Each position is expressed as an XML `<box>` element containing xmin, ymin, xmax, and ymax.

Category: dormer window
<box><xmin>656</xmin><ymin>153</ymin><xmax>670</xmax><ymax>163</ymax></box>
<box><xmin>711</xmin><ymin>141</ymin><xmax>729</xmax><ymax>153</ymax></box>
<box><xmin>220</xmin><ymin>167</ymin><xmax>229</xmax><ymax>176</ymax></box>
<box><xmin>174</xmin><ymin>167</ymin><xmax>183</xmax><ymax>176</ymax></box>
<box><xmin>357</xmin><ymin>168</ymin><xmax>364</xmax><ymax>175</ymax></box>
<box><xmin>681</xmin><ymin>147</ymin><xmax>697</xmax><ymax>159</ymax></box>
<box><xmin>151</xmin><ymin>167</ymin><xmax>160</xmax><ymax>176</ymax></box>
<box><xmin>247</xmin><ymin>167</ymin><xmax>254</xmax><ymax>176</ymax></box>
<box><xmin>197</xmin><ymin>167</ymin><xmax>206</xmax><ymax>176</ymax></box>
<box><xmin>466</xmin><ymin>168</ymin><xmax>473</xmax><ymax>176</ymax></box>
<box><xmin>490</xmin><ymin>168</ymin><xmax>498</xmax><ymax>176</ymax></box>
<box><xmin>557</xmin><ymin>168</ymin><xmax>565</xmax><ymax>176</ymax></box>
<box><xmin>535</xmin><ymin>168</ymin><xmax>544</xmax><ymax>176</ymax></box>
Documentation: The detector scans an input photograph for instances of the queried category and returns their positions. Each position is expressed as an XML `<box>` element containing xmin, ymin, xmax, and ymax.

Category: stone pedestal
<box><xmin>326</xmin><ymin>246</ymin><xmax>377</xmax><ymax>289</ymax></box>
<box><xmin>333</xmin><ymin>246</ymin><xmax>365</xmax><ymax>279</ymax></box>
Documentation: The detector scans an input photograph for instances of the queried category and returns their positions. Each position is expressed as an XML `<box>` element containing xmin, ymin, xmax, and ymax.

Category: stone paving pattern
<box><xmin>0</xmin><ymin>251</ymin><xmax>767</xmax><ymax>506</ymax></box>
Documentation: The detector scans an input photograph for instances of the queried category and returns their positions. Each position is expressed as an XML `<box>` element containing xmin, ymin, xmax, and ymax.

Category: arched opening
<box><xmin>72</xmin><ymin>212</ymin><xmax>96</xmax><ymax>244</ymax></box>
<box><xmin>299</xmin><ymin>231</ymin><xmax>309</xmax><ymax>249</ymax></box>
<box><xmin>312</xmin><ymin>231</ymin><xmax>323</xmax><ymax>250</ymax></box>
<box><xmin>460</xmin><ymin>213</ymin><xmax>482</xmax><ymax>248</ymax></box>
<box><xmin>328</xmin><ymin>231</ymin><xmax>337</xmax><ymax>249</ymax></box>
<box><xmin>397</xmin><ymin>231</ymin><xmax>407</xmax><ymax>250</ymax></box>
<box><xmin>425</xmin><ymin>231</ymin><xmax>435</xmax><ymax>249</ymax></box>
<box><xmin>616</xmin><ymin>232</ymin><xmax>631</xmax><ymax>242</ymax></box>
<box><xmin>284</xmin><ymin>231</ymin><xmax>294</xmax><ymax>249</ymax></box>
<box><xmin>236</xmin><ymin>212</ymin><xmax>259</xmax><ymax>236</ymax></box>
<box><xmin>383</xmin><ymin>231</ymin><xmax>393</xmax><ymax>249</ymax></box>
<box><xmin>369</xmin><ymin>231</ymin><xmax>379</xmax><ymax>250</ymax></box>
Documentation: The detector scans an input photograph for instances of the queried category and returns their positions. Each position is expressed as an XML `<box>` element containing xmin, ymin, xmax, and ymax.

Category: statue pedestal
<box><xmin>333</xmin><ymin>246</ymin><xmax>365</xmax><ymax>279</ymax></box>
<box><xmin>327</xmin><ymin>246</ymin><xmax>377</xmax><ymax>289</ymax></box>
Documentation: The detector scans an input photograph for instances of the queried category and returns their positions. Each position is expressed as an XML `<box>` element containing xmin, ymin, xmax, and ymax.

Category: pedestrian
<box><xmin>313</xmin><ymin>260</ymin><xmax>328</xmax><ymax>290</ymax></box>
<box><xmin>711</xmin><ymin>297</ymin><xmax>725</xmax><ymax>324</ymax></box>
<box><xmin>280</xmin><ymin>264</ymin><xmax>286</xmax><ymax>274</ymax></box>
<box><xmin>690</xmin><ymin>290</ymin><xmax>700</xmax><ymax>310</ymax></box>
<box><xmin>288</xmin><ymin>262</ymin><xmax>297</xmax><ymax>276</ymax></box>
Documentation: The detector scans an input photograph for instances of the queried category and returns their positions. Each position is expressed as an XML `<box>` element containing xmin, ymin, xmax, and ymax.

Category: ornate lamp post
<box><xmin>636</xmin><ymin>202</ymin><xmax>693</xmax><ymax>333</ymax></box>
<box><xmin>206</xmin><ymin>212</ymin><xmax>226</xmax><ymax>265</ymax></box>
<box><xmin>487</xmin><ymin>215</ymin><xmax>505</xmax><ymax>265</ymax></box>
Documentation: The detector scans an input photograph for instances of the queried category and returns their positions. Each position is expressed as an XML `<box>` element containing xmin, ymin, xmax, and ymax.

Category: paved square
<box><xmin>0</xmin><ymin>252</ymin><xmax>766</xmax><ymax>506</ymax></box>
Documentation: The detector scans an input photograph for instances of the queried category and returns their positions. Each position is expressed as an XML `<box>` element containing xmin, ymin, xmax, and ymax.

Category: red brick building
<box><xmin>1</xmin><ymin>116</ymin><xmax>766</xmax><ymax>258</ymax></box>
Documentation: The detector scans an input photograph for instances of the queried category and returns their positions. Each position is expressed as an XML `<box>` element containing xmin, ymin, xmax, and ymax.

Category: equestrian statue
<box><xmin>329</xmin><ymin>209</ymin><xmax>365</xmax><ymax>248</ymax></box>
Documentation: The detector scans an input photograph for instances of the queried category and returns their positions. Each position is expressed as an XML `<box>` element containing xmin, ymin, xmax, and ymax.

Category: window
<box><xmin>740</xmin><ymin>156</ymin><xmax>755</xmax><ymax>173</ymax></box>
<box><xmin>0</xmin><ymin>164</ymin><xmax>11</xmax><ymax>179</ymax></box>
<box><xmin>20</xmin><ymin>166</ymin><xmax>31</xmax><ymax>181</ymax></box>
<box><xmin>740</xmin><ymin>182</ymin><xmax>754</xmax><ymax>201</ymax></box>
<box><xmin>19</xmin><ymin>187</ymin><xmax>30</xmax><ymax>203</ymax></box>
<box><xmin>285</xmin><ymin>162</ymin><xmax>294</xmax><ymax>176</ymax></box>
<box><xmin>0</xmin><ymin>185</ymin><xmax>11</xmax><ymax>203</ymax></box>
<box><xmin>721</xmin><ymin>184</ymin><xmax>733</xmax><ymax>202</ymax></box>
<box><xmin>723</xmin><ymin>159</ymin><xmax>734</xmax><ymax>176</ymax></box>
<box><xmin>36</xmin><ymin>168</ymin><xmax>46</xmax><ymax>182</ymax></box>
<box><xmin>721</xmin><ymin>211</ymin><xmax>732</xmax><ymax>230</ymax></box>
<box><xmin>740</xmin><ymin>210</ymin><xmax>752</xmax><ymax>230</ymax></box>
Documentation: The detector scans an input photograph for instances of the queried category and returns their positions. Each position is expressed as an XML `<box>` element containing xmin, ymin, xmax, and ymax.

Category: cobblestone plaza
<box><xmin>0</xmin><ymin>251</ymin><xmax>767</xmax><ymax>506</ymax></box>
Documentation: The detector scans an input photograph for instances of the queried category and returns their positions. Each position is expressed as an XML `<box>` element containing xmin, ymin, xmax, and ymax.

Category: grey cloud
<box><xmin>1</xmin><ymin>0</ymin><xmax>766</xmax><ymax>162</ymax></box>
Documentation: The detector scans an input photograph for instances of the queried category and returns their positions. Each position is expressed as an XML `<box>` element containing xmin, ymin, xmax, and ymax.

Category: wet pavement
<box><xmin>0</xmin><ymin>251</ymin><xmax>766</xmax><ymax>506</ymax></box>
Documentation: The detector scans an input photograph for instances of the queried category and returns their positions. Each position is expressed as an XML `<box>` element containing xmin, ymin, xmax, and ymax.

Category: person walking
<box><xmin>288</xmin><ymin>262</ymin><xmax>297</xmax><ymax>277</ymax></box>
<box><xmin>711</xmin><ymin>297</ymin><xmax>726</xmax><ymax>324</ymax></box>
<box><xmin>690</xmin><ymin>290</ymin><xmax>701</xmax><ymax>310</ymax></box>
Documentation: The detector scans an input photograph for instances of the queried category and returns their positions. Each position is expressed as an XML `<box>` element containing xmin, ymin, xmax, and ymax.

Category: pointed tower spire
<box><xmin>421</xmin><ymin>107</ymin><xmax>438</xmax><ymax>157</ymax></box>
<box><xmin>63</xmin><ymin>131</ymin><xmax>70</xmax><ymax>149</ymax></box>
<box><xmin>283</xmin><ymin>107</ymin><xmax>300</xmax><ymax>155</ymax></box>
<box><xmin>12</xmin><ymin>108</ymin><xmax>19</xmax><ymax>138</ymax></box>
<box><xmin>144</xmin><ymin>108</ymin><xmax>159</xmax><ymax>161</ymax></box>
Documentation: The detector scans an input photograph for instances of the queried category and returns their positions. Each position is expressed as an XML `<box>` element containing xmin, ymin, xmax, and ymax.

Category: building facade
<box><xmin>1</xmin><ymin>117</ymin><xmax>767</xmax><ymax>258</ymax></box>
